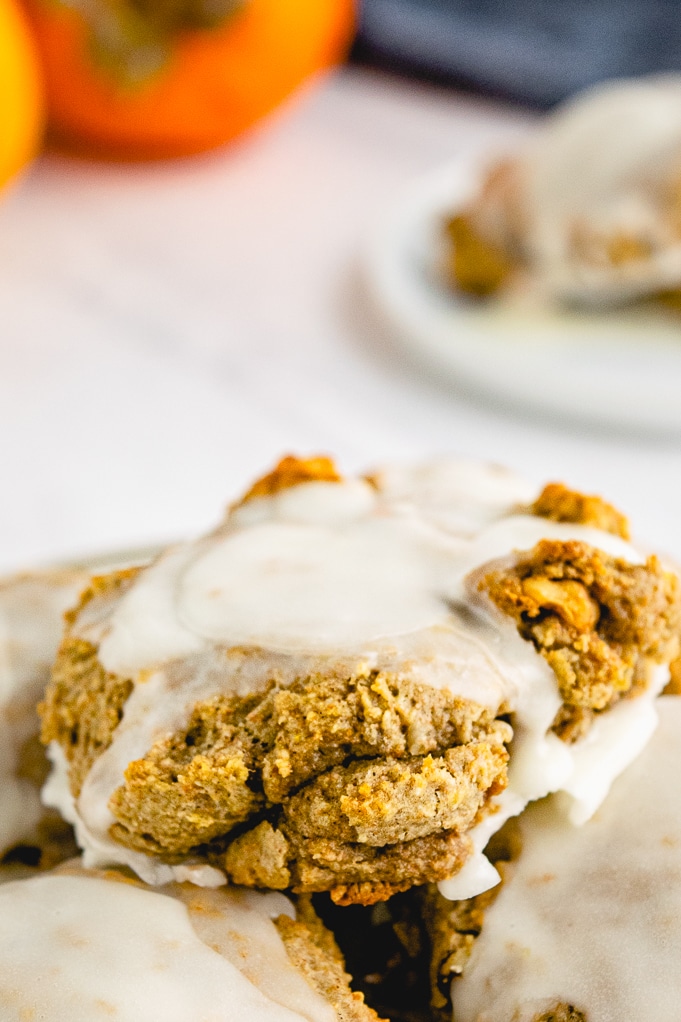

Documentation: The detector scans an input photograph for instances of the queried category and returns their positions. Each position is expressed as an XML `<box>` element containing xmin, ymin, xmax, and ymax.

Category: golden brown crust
<box><xmin>298</xmin><ymin>828</ymin><xmax>521</xmax><ymax>1020</ymax></box>
<box><xmin>443</xmin><ymin>159</ymin><xmax>524</xmax><ymax>298</ymax></box>
<box><xmin>329</xmin><ymin>881</ymin><xmax>411</xmax><ymax>908</ymax></box>
<box><xmin>529</xmin><ymin>483</ymin><xmax>630</xmax><ymax>540</ymax></box>
<box><xmin>421</xmin><ymin>883</ymin><xmax>497</xmax><ymax>1015</ymax></box>
<box><xmin>44</xmin><ymin>635</ymin><xmax>508</xmax><ymax>897</ymax></box>
<box><xmin>223</xmin><ymin>821</ymin><xmax>292</xmax><ymax>889</ymax></box>
<box><xmin>41</xmin><ymin>570</ymin><xmax>142</xmax><ymax>796</ymax></box>
<box><xmin>237</xmin><ymin>455</ymin><xmax>341</xmax><ymax>506</ymax></box>
<box><xmin>40</xmin><ymin>635</ymin><xmax>134</xmax><ymax>796</ymax></box>
<box><xmin>63</xmin><ymin>567</ymin><xmax>142</xmax><ymax>628</ymax></box>
<box><xmin>109</xmin><ymin>695</ymin><xmax>264</xmax><ymax>857</ymax></box>
<box><xmin>289</xmin><ymin>830</ymin><xmax>473</xmax><ymax>904</ymax></box>
<box><xmin>533</xmin><ymin>1008</ymin><xmax>587</xmax><ymax>1022</ymax></box>
<box><xmin>280</xmin><ymin>742</ymin><xmax>508</xmax><ymax>848</ymax></box>
<box><xmin>275</xmin><ymin>906</ymin><xmax>387</xmax><ymax>1022</ymax></box>
<box><xmin>223</xmin><ymin>823</ymin><xmax>474</xmax><ymax>905</ymax></box>
<box><xmin>665</xmin><ymin>655</ymin><xmax>681</xmax><ymax>694</ymax></box>
<box><xmin>419</xmin><ymin>819</ymin><xmax>521</xmax><ymax>1016</ymax></box>
<box><xmin>245</xmin><ymin>673</ymin><xmax>498</xmax><ymax>803</ymax></box>
<box><xmin>444</xmin><ymin>213</ymin><xmax>514</xmax><ymax>297</ymax></box>
<box><xmin>479</xmin><ymin>540</ymin><xmax>681</xmax><ymax>738</ymax></box>
<box><xmin>656</xmin><ymin>287</ymin><xmax>681</xmax><ymax>311</ymax></box>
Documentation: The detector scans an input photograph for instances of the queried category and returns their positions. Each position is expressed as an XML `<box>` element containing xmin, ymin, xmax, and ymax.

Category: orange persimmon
<box><xmin>0</xmin><ymin>0</ymin><xmax>43</xmax><ymax>186</ymax></box>
<box><xmin>22</xmin><ymin>0</ymin><xmax>355</xmax><ymax>159</ymax></box>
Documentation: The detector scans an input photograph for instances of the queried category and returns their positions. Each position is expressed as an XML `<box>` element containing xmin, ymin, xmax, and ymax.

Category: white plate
<box><xmin>364</xmin><ymin>156</ymin><xmax>681</xmax><ymax>433</ymax></box>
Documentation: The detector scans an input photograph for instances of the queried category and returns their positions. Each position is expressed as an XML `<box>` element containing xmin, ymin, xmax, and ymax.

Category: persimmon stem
<box><xmin>59</xmin><ymin>0</ymin><xmax>247</xmax><ymax>84</ymax></box>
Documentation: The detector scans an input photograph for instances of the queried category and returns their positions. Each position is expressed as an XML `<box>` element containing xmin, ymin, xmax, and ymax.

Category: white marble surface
<box><xmin>0</xmin><ymin>67</ymin><xmax>680</xmax><ymax>573</ymax></box>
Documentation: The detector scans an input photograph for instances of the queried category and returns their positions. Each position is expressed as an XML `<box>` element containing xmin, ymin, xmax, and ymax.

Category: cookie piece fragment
<box><xmin>479</xmin><ymin>539</ymin><xmax>680</xmax><ymax>740</ymax></box>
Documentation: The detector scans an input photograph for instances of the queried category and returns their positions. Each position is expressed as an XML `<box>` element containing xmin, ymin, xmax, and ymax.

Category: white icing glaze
<box><xmin>452</xmin><ymin>695</ymin><xmax>681</xmax><ymax>1022</ymax></box>
<box><xmin>87</xmin><ymin>479</ymin><xmax>640</xmax><ymax>676</ymax></box>
<box><xmin>369</xmin><ymin>458</ymin><xmax>537</xmax><ymax>537</ymax></box>
<box><xmin>559</xmin><ymin>667</ymin><xmax>667</xmax><ymax>825</ymax></box>
<box><xmin>179</xmin><ymin>517</ymin><xmax>458</xmax><ymax>652</ymax></box>
<box><xmin>0</xmin><ymin>570</ymin><xmax>87</xmax><ymax>855</ymax></box>
<box><xmin>515</xmin><ymin>76</ymin><xmax>681</xmax><ymax>304</ymax></box>
<box><xmin>439</xmin><ymin>663</ymin><xmax>669</xmax><ymax>901</ymax></box>
<box><xmin>45</xmin><ymin>461</ymin><xmax>666</xmax><ymax>896</ymax></box>
<box><xmin>0</xmin><ymin>870</ymin><xmax>335</xmax><ymax>1022</ymax></box>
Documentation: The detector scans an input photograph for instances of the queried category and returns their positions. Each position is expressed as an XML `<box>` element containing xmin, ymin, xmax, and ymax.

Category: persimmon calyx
<box><xmin>60</xmin><ymin>0</ymin><xmax>248</xmax><ymax>84</ymax></box>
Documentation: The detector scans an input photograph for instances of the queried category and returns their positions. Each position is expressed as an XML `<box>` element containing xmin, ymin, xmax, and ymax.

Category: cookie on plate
<box><xmin>445</xmin><ymin>77</ymin><xmax>681</xmax><ymax>309</ymax></box>
<box><xmin>40</xmin><ymin>457</ymin><xmax>681</xmax><ymax>905</ymax></box>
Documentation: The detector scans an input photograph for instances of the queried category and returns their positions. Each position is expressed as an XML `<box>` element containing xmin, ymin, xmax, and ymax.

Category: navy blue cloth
<box><xmin>353</xmin><ymin>0</ymin><xmax>681</xmax><ymax>106</ymax></box>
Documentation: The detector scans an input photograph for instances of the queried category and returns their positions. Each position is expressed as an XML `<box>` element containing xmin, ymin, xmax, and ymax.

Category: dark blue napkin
<box><xmin>354</xmin><ymin>0</ymin><xmax>681</xmax><ymax>106</ymax></box>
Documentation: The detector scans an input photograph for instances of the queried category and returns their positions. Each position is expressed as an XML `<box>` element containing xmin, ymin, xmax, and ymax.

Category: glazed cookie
<box><xmin>40</xmin><ymin>457</ymin><xmax>680</xmax><ymax>904</ymax></box>
<box><xmin>445</xmin><ymin>77</ymin><xmax>681</xmax><ymax>308</ymax></box>
<box><xmin>0</xmin><ymin>861</ymin><xmax>379</xmax><ymax>1022</ymax></box>
<box><xmin>448</xmin><ymin>695</ymin><xmax>681</xmax><ymax>1022</ymax></box>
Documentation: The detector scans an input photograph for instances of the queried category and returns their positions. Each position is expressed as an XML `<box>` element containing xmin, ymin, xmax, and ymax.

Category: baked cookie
<box><xmin>445</xmin><ymin>77</ymin><xmax>681</xmax><ymax>308</ymax></box>
<box><xmin>0</xmin><ymin>861</ymin><xmax>380</xmax><ymax>1022</ymax></box>
<box><xmin>40</xmin><ymin>457</ymin><xmax>681</xmax><ymax>904</ymax></box>
<box><xmin>446</xmin><ymin>694</ymin><xmax>681</xmax><ymax>1022</ymax></box>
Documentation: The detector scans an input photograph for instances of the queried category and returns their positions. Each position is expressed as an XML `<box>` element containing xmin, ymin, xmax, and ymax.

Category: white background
<box><xmin>1</xmin><ymin>67</ymin><xmax>680</xmax><ymax>571</ymax></box>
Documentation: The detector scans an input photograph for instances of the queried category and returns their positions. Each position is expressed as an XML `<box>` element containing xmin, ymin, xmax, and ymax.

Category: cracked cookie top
<box><xmin>40</xmin><ymin>457</ymin><xmax>680</xmax><ymax>900</ymax></box>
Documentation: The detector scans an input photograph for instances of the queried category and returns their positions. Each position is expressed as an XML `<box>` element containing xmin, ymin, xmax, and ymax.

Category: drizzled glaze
<box><xmin>43</xmin><ymin>461</ymin><xmax>666</xmax><ymax>897</ymax></box>
<box><xmin>452</xmin><ymin>696</ymin><xmax>681</xmax><ymax>1022</ymax></box>
<box><xmin>0</xmin><ymin>870</ymin><xmax>335</xmax><ymax>1022</ymax></box>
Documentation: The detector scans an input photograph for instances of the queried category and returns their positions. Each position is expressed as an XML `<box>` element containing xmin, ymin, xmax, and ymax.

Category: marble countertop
<box><xmin>1</xmin><ymin>67</ymin><xmax>679</xmax><ymax>572</ymax></box>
